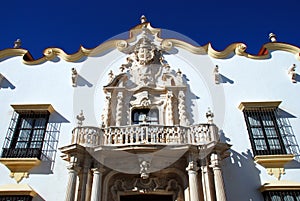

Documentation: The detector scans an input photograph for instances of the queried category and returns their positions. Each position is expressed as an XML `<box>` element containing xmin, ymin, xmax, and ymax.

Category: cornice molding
<box><xmin>1</xmin><ymin>23</ymin><xmax>300</xmax><ymax>65</ymax></box>
<box><xmin>238</xmin><ymin>101</ymin><xmax>282</xmax><ymax>111</ymax></box>
<box><xmin>11</xmin><ymin>104</ymin><xmax>55</xmax><ymax>113</ymax></box>
<box><xmin>260</xmin><ymin>180</ymin><xmax>300</xmax><ymax>192</ymax></box>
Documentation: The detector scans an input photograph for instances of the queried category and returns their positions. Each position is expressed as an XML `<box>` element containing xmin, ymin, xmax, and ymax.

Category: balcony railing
<box><xmin>71</xmin><ymin>126</ymin><xmax>102</xmax><ymax>147</ymax></box>
<box><xmin>1</xmin><ymin>148</ymin><xmax>42</xmax><ymax>159</ymax></box>
<box><xmin>72</xmin><ymin>124</ymin><xmax>219</xmax><ymax>147</ymax></box>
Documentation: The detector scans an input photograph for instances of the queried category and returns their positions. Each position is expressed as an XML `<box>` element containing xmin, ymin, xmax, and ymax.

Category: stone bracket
<box><xmin>0</xmin><ymin>158</ymin><xmax>41</xmax><ymax>183</ymax></box>
<box><xmin>254</xmin><ymin>154</ymin><xmax>294</xmax><ymax>180</ymax></box>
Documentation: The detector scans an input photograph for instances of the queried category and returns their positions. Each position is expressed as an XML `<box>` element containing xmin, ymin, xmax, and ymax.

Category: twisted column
<box><xmin>166</xmin><ymin>91</ymin><xmax>174</xmax><ymax>126</ymax></box>
<box><xmin>115</xmin><ymin>92</ymin><xmax>123</xmax><ymax>126</ymax></box>
<box><xmin>178</xmin><ymin>90</ymin><xmax>189</xmax><ymax>126</ymax></box>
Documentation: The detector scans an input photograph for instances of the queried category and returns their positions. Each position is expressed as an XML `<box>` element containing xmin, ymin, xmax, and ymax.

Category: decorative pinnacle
<box><xmin>76</xmin><ymin>110</ymin><xmax>85</xmax><ymax>127</ymax></box>
<box><xmin>140</xmin><ymin>15</ymin><xmax>147</xmax><ymax>23</ymax></box>
<box><xmin>14</xmin><ymin>39</ymin><xmax>21</xmax><ymax>48</ymax></box>
<box><xmin>206</xmin><ymin>108</ymin><xmax>214</xmax><ymax>123</ymax></box>
<box><xmin>269</xmin><ymin>33</ymin><xmax>277</xmax><ymax>42</ymax></box>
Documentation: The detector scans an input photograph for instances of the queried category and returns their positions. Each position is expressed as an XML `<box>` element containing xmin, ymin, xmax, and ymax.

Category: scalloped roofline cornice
<box><xmin>1</xmin><ymin>22</ymin><xmax>299</xmax><ymax>65</ymax></box>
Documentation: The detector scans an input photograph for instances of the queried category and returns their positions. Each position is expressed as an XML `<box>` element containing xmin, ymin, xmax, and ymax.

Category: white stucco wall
<box><xmin>0</xmin><ymin>44</ymin><xmax>300</xmax><ymax>201</ymax></box>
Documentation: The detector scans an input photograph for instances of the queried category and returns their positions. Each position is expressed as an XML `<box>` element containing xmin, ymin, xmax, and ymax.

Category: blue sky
<box><xmin>0</xmin><ymin>0</ymin><xmax>299</xmax><ymax>59</ymax></box>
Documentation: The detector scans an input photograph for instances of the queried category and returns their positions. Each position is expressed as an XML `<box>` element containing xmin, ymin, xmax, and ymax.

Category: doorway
<box><xmin>120</xmin><ymin>194</ymin><xmax>173</xmax><ymax>201</ymax></box>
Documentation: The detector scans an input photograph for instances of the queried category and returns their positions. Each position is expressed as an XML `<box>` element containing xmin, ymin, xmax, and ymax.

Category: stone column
<box><xmin>201</xmin><ymin>158</ymin><xmax>215</xmax><ymax>201</ymax></box>
<box><xmin>85</xmin><ymin>169</ymin><xmax>92</xmax><ymax>201</ymax></box>
<box><xmin>78</xmin><ymin>162</ymin><xmax>90</xmax><ymax>201</ymax></box>
<box><xmin>90</xmin><ymin>167</ymin><xmax>105</xmax><ymax>201</ymax></box>
<box><xmin>210</xmin><ymin>153</ymin><xmax>226</xmax><ymax>201</ymax></box>
<box><xmin>65</xmin><ymin>166</ymin><xmax>79</xmax><ymax>201</ymax></box>
<box><xmin>186</xmin><ymin>161</ymin><xmax>200</xmax><ymax>201</ymax></box>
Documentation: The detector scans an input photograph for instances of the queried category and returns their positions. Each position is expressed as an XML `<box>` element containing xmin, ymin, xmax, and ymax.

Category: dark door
<box><xmin>120</xmin><ymin>194</ymin><xmax>173</xmax><ymax>201</ymax></box>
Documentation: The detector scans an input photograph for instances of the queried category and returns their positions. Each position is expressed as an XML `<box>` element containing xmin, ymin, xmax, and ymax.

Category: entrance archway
<box><xmin>120</xmin><ymin>194</ymin><xmax>173</xmax><ymax>201</ymax></box>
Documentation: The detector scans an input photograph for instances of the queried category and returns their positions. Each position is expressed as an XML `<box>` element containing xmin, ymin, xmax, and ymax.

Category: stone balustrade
<box><xmin>104</xmin><ymin>124</ymin><xmax>219</xmax><ymax>146</ymax></box>
<box><xmin>72</xmin><ymin>124</ymin><xmax>219</xmax><ymax>147</ymax></box>
<box><xmin>72</xmin><ymin>126</ymin><xmax>102</xmax><ymax>147</ymax></box>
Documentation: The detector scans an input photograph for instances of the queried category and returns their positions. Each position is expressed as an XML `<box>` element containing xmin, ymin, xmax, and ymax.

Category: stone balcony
<box><xmin>71</xmin><ymin>124</ymin><xmax>219</xmax><ymax>148</ymax></box>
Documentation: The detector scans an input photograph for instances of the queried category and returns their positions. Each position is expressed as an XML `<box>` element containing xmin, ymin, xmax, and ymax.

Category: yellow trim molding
<box><xmin>254</xmin><ymin>154</ymin><xmax>294</xmax><ymax>180</ymax></box>
<box><xmin>11</xmin><ymin>104</ymin><xmax>55</xmax><ymax>113</ymax></box>
<box><xmin>1</xmin><ymin>21</ymin><xmax>300</xmax><ymax>65</ymax></box>
<box><xmin>0</xmin><ymin>184</ymin><xmax>45</xmax><ymax>200</ymax></box>
<box><xmin>0</xmin><ymin>158</ymin><xmax>41</xmax><ymax>183</ymax></box>
<box><xmin>260</xmin><ymin>180</ymin><xmax>300</xmax><ymax>192</ymax></box>
<box><xmin>238</xmin><ymin>101</ymin><xmax>282</xmax><ymax>111</ymax></box>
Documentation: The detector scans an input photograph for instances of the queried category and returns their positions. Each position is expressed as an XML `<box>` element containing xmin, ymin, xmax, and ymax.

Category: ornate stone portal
<box><xmin>60</xmin><ymin>16</ymin><xmax>230</xmax><ymax>201</ymax></box>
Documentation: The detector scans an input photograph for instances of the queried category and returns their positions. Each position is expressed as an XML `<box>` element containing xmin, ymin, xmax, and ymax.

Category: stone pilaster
<box><xmin>186</xmin><ymin>161</ymin><xmax>200</xmax><ymax>201</ymax></box>
<box><xmin>210</xmin><ymin>153</ymin><xmax>226</xmax><ymax>201</ymax></box>
<box><xmin>90</xmin><ymin>167</ymin><xmax>105</xmax><ymax>201</ymax></box>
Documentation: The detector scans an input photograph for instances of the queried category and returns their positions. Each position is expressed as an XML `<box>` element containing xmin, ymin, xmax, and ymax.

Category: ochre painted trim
<box><xmin>254</xmin><ymin>154</ymin><xmax>294</xmax><ymax>180</ymax></box>
<box><xmin>0</xmin><ymin>158</ymin><xmax>41</xmax><ymax>183</ymax></box>
<box><xmin>254</xmin><ymin>154</ymin><xmax>294</xmax><ymax>167</ymax></box>
<box><xmin>0</xmin><ymin>184</ymin><xmax>38</xmax><ymax>197</ymax></box>
<box><xmin>1</xmin><ymin>22</ymin><xmax>300</xmax><ymax>65</ymax></box>
<box><xmin>238</xmin><ymin>101</ymin><xmax>282</xmax><ymax>111</ymax></box>
<box><xmin>260</xmin><ymin>180</ymin><xmax>300</xmax><ymax>192</ymax></box>
<box><xmin>11</xmin><ymin>104</ymin><xmax>55</xmax><ymax>113</ymax></box>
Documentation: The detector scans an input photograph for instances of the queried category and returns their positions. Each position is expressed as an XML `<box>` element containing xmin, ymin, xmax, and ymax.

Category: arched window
<box><xmin>131</xmin><ymin>108</ymin><xmax>159</xmax><ymax>125</ymax></box>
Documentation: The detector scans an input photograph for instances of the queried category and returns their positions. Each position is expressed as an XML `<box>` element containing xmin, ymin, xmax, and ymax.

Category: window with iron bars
<box><xmin>0</xmin><ymin>195</ymin><xmax>33</xmax><ymax>201</ymax></box>
<box><xmin>263</xmin><ymin>190</ymin><xmax>300</xmax><ymax>201</ymax></box>
<box><xmin>1</xmin><ymin>110</ymin><xmax>60</xmax><ymax>171</ymax></box>
<box><xmin>243</xmin><ymin>108</ymin><xmax>287</xmax><ymax>156</ymax></box>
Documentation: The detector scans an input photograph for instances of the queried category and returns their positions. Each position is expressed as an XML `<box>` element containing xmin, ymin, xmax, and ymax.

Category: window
<box><xmin>239</xmin><ymin>101</ymin><xmax>288</xmax><ymax>156</ymax></box>
<box><xmin>1</xmin><ymin>104</ymin><xmax>60</xmax><ymax>168</ymax></box>
<box><xmin>132</xmin><ymin>108</ymin><xmax>159</xmax><ymax>124</ymax></box>
<box><xmin>243</xmin><ymin>108</ymin><xmax>286</xmax><ymax>155</ymax></box>
<box><xmin>2</xmin><ymin>111</ymin><xmax>49</xmax><ymax>159</ymax></box>
<box><xmin>263</xmin><ymin>191</ymin><xmax>300</xmax><ymax>201</ymax></box>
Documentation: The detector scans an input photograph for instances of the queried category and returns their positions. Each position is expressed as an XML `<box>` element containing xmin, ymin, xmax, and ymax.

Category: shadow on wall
<box><xmin>219</xmin><ymin>74</ymin><xmax>234</xmax><ymax>84</ymax></box>
<box><xmin>277</xmin><ymin>108</ymin><xmax>300</xmax><ymax>164</ymax></box>
<box><xmin>295</xmin><ymin>74</ymin><xmax>300</xmax><ymax>83</ymax></box>
<box><xmin>220</xmin><ymin>131</ymin><xmax>264</xmax><ymax>201</ymax></box>
<box><xmin>0</xmin><ymin>76</ymin><xmax>15</xmax><ymax>89</ymax></box>
<box><xmin>77</xmin><ymin>75</ymin><xmax>93</xmax><ymax>87</ymax></box>
<box><xmin>30</xmin><ymin>111</ymin><xmax>69</xmax><ymax>174</ymax></box>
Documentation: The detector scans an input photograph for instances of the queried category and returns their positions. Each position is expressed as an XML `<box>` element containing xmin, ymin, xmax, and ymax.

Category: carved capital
<box><xmin>186</xmin><ymin>161</ymin><xmax>199</xmax><ymax>173</ymax></box>
<box><xmin>210</xmin><ymin>153</ymin><xmax>221</xmax><ymax>169</ymax></box>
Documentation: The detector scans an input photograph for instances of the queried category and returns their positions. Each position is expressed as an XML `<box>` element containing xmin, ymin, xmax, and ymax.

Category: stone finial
<box><xmin>71</xmin><ymin>68</ymin><xmax>78</xmax><ymax>87</ymax></box>
<box><xmin>288</xmin><ymin>64</ymin><xmax>297</xmax><ymax>83</ymax></box>
<box><xmin>269</xmin><ymin>33</ymin><xmax>277</xmax><ymax>42</ymax></box>
<box><xmin>13</xmin><ymin>39</ymin><xmax>21</xmax><ymax>48</ymax></box>
<box><xmin>76</xmin><ymin>110</ymin><xmax>85</xmax><ymax>127</ymax></box>
<box><xmin>206</xmin><ymin>108</ymin><xmax>214</xmax><ymax>124</ymax></box>
<box><xmin>140</xmin><ymin>15</ymin><xmax>147</xmax><ymax>23</ymax></box>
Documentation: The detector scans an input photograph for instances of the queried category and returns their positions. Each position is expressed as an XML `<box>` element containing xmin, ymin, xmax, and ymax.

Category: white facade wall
<box><xmin>0</xmin><ymin>29</ymin><xmax>300</xmax><ymax>201</ymax></box>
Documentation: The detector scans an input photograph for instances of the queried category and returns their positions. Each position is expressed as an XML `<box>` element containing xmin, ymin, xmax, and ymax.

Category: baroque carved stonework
<box><xmin>109</xmin><ymin>176</ymin><xmax>183</xmax><ymax>201</ymax></box>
